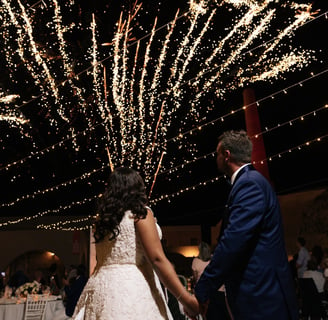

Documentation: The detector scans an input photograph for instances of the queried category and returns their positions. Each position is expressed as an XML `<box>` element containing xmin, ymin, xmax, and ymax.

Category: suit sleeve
<box><xmin>195</xmin><ymin>178</ymin><xmax>266</xmax><ymax>303</ymax></box>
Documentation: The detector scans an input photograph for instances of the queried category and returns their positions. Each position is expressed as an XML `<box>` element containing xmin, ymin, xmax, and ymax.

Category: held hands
<box><xmin>183</xmin><ymin>297</ymin><xmax>209</xmax><ymax>320</ymax></box>
<box><xmin>199</xmin><ymin>300</ymin><xmax>209</xmax><ymax>317</ymax></box>
<box><xmin>182</xmin><ymin>294</ymin><xmax>200</xmax><ymax>320</ymax></box>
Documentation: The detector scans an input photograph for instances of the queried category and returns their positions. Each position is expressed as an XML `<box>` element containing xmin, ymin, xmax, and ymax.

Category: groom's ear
<box><xmin>224</xmin><ymin>150</ymin><xmax>231</xmax><ymax>162</ymax></box>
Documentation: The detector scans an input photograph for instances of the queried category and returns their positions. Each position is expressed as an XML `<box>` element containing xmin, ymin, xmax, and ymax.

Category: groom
<box><xmin>194</xmin><ymin>130</ymin><xmax>298</xmax><ymax>320</ymax></box>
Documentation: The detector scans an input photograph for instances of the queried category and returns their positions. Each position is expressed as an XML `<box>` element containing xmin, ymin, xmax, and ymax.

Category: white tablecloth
<box><xmin>0</xmin><ymin>297</ymin><xmax>70</xmax><ymax>320</ymax></box>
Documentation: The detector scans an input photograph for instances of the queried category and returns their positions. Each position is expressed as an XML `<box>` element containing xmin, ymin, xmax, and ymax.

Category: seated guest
<box><xmin>322</xmin><ymin>258</ymin><xmax>328</xmax><ymax>293</ymax></box>
<box><xmin>0</xmin><ymin>274</ymin><xmax>3</xmax><ymax>292</ymax></box>
<box><xmin>33</xmin><ymin>269</ymin><xmax>47</xmax><ymax>293</ymax></box>
<box><xmin>312</xmin><ymin>245</ymin><xmax>324</xmax><ymax>271</ymax></box>
<box><xmin>303</xmin><ymin>256</ymin><xmax>325</xmax><ymax>298</ymax></box>
<box><xmin>64</xmin><ymin>264</ymin><xmax>88</xmax><ymax>317</ymax></box>
<box><xmin>8</xmin><ymin>265</ymin><xmax>29</xmax><ymax>295</ymax></box>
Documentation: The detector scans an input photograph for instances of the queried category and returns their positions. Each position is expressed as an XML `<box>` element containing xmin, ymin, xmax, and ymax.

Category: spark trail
<box><xmin>0</xmin><ymin>0</ymin><xmax>317</xmax><ymax>225</ymax></box>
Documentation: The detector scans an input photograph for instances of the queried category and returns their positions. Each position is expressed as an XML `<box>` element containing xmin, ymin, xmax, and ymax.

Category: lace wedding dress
<box><xmin>72</xmin><ymin>210</ymin><xmax>173</xmax><ymax>320</ymax></box>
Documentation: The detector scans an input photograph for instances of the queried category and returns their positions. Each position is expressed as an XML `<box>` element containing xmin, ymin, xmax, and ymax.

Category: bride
<box><xmin>72</xmin><ymin>167</ymin><xmax>199</xmax><ymax>319</ymax></box>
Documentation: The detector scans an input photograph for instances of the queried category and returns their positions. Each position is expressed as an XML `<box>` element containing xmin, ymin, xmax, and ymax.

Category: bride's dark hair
<box><xmin>94</xmin><ymin>167</ymin><xmax>148</xmax><ymax>242</ymax></box>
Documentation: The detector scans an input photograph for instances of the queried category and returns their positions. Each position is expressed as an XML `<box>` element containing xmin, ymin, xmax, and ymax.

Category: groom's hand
<box><xmin>199</xmin><ymin>300</ymin><xmax>209</xmax><ymax>316</ymax></box>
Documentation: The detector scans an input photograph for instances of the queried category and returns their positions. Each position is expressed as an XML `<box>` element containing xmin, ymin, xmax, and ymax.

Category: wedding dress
<box><xmin>72</xmin><ymin>210</ymin><xmax>173</xmax><ymax>320</ymax></box>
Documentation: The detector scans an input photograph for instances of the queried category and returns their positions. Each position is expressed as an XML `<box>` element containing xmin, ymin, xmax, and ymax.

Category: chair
<box><xmin>178</xmin><ymin>275</ymin><xmax>188</xmax><ymax>289</ymax></box>
<box><xmin>24</xmin><ymin>294</ymin><xmax>49</xmax><ymax>320</ymax></box>
<box><xmin>298</xmin><ymin>278</ymin><xmax>326</xmax><ymax>320</ymax></box>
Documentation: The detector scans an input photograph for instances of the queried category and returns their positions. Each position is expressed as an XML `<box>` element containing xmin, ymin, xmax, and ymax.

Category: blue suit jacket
<box><xmin>195</xmin><ymin>165</ymin><xmax>299</xmax><ymax>320</ymax></box>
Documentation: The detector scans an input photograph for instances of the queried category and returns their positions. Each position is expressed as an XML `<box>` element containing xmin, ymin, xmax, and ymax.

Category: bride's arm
<box><xmin>135</xmin><ymin>208</ymin><xmax>199</xmax><ymax>317</ymax></box>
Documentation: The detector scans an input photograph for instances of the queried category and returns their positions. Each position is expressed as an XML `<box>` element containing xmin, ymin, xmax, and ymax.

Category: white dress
<box><xmin>72</xmin><ymin>210</ymin><xmax>173</xmax><ymax>320</ymax></box>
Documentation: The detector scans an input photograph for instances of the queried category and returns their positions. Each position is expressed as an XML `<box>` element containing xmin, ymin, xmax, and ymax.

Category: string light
<box><xmin>1</xmin><ymin>6</ymin><xmax>325</xmax><ymax>174</ymax></box>
<box><xmin>156</xmin><ymin>101</ymin><xmax>328</xmax><ymax>180</ymax></box>
<box><xmin>0</xmin><ymin>163</ymin><xmax>109</xmax><ymax>209</ymax></box>
<box><xmin>1</xmin><ymin>130</ymin><xmax>326</xmax><ymax>230</ymax></box>
<box><xmin>37</xmin><ymin>215</ymin><xmax>94</xmax><ymax>231</ymax></box>
<box><xmin>252</xmin><ymin>133</ymin><xmax>328</xmax><ymax>165</ymax></box>
<box><xmin>150</xmin><ymin>175</ymin><xmax>225</xmax><ymax>205</ymax></box>
<box><xmin>0</xmin><ymin>0</ymin><xmax>325</xmax><ymax>229</ymax></box>
<box><xmin>150</xmin><ymin>133</ymin><xmax>328</xmax><ymax>206</ymax></box>
<box><xmin>166</xmin><ymin>69</ymin><xmax>328</xmax><ymax>144</ymax></box>
<box><xmin>0</xmin><ymin>194</ymin><xmax>99</xmax><ymax>228</ymax></box>
<box><xmin>1</xmin><ymin>94</ymin><xmax>327</xmax><ymax>210</ymax></box>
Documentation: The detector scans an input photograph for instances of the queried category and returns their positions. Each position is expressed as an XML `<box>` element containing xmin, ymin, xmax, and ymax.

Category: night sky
<box><xmin>0</xmin><ymin>0</ymin><xmax>327</xmax><ymax>229</ymax></box>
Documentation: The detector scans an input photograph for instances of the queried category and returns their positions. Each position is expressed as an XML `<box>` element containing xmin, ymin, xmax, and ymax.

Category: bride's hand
<box><xmin>182</xmin><ymin>294</ymin><xmax>200</xmax><ymax>319</ymax></box>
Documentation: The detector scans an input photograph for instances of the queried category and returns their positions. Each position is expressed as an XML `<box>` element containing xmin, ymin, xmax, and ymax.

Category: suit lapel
<box><xmin>233</xmin><ymin>164</ymin><xmax>254</xmax><ymax>185</ymax></box>
<box><xmin>219</xmin><ymin>164</ymin><xmax>255</xmax><ymax>238</ymax></box>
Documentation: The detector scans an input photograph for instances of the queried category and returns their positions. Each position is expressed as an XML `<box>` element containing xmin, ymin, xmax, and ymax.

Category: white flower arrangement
<box><xmin>15</xmin><ymin>281</ymin><xmax>41</xmax><ymax>297</ymax></box>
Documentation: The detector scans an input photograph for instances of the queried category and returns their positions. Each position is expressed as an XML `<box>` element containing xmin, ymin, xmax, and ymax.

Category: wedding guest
<box><xmin>67</xmin><ymin>265</ymin><xmax>78</xmax><ymax>285</ymax></box>
<box><xmin>311</xmin><ymin>245</ymin><xmax>324</xmax><ymax>270</ymax></box>
<box><xmin>192</xmin><ymin>242</ymin><xmax>230</xmax><ymax>320</ymax></box>
<box><xmin>194</xmin><ymin>130</ymin><xmax>298</xmax><ymax>320</ymax></box>
<box><xmin>0</xmin><ymin>273</ymin><xmax>4</xmax><ymax>295</ymax></box>
<box><xmin>296</xmin><ymin>237</ymin><xmax>310</xmax><ymax>278</ymax></box>
<box><xmin>64</xmin><ymin>264</ymin><xmax>88</xmax><ymax>317</ymax></box>
<box><xmin>322</xmin><ymin>258</ymin><xmax>328</xmax><ymax>293</ymax></box>
<box><xmin>33</xmin><ymin>269</ymin><xmax>47</xmax><ymax>293</ymax></box>
<box><xmin>72</xmin><ymin>167</ymin><xmax>199</xmax><ymax>319</ymax></box>
<box><xmin>8</xmin><ymin>264</ymin><xmax>29</xmax><ymax>295</ymax></box>
<box><xmin>192</xmin><ymin>242</ymin><xmax>212</xmax><ymax>285</ymax></box>
<box><xmin>303</xmin><ymin>256</ymin><xmax>325</xmax><ymax>298</ymax></box>
<box><xmin>48</xmin><ymin>263</ymin><xmax>62</xmax><ymax>295</ymax></box>
<box><xmin>289</xmin><ymin>253</ymin><xmax>299</xmax><ymax>289</ymax></box>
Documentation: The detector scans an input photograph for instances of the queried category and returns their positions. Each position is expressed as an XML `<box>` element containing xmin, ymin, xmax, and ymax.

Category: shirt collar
<box><xmin>230</xmin><ymin>163</ymin><xmax>251</xmax><ymax>185</ymax></box>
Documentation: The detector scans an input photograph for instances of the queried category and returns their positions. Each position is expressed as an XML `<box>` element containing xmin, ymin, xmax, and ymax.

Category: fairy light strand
<box><xmin>1</xmin><ymin>78</ymin><xmax>327</xmax><ymax>209</ymax></box>
<box><xmin>1</xmin><ymin>0</ymin><xmax>325</xmax><ymax>226</ymax></box>
<box><xmin>150</xmin><ymin>133</ymin><xmax>328</xmax><ymax>205</ymax></box>
<box><xmin>0</xmin><ymin>194</ymin><xmax>99</xmax><ymax>228</ymax></box>
<box><xmin>2</xmin><ymin>65</ymin><xmax>327</xmax><ymax>175</ymax></box>
<box><xmin>0</xmin><ymin>4</ymin><xmax>327</xmax><ymax>175</ymax></box>
<box><xmin>36</xmin><ymin>215</ymin><xmax>95</xmax><ymax>231</ymax></box>
<box><xmin>1</xmin><ymin>132</ymin><xmax>326</xmax><ymax>229</ymax></box>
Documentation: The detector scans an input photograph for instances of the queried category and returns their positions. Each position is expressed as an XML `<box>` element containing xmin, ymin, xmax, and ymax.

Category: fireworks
<box><xmin>0</xmin><ymin>0</ymin><xmax>319</xmax><ymax>227</ymax></box>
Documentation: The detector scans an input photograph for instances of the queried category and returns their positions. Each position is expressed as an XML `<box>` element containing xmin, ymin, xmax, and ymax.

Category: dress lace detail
<box><xmin>72</xmin><ymin>211</ymin><xmax>173</xmax><ymax>320</ymax></box>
